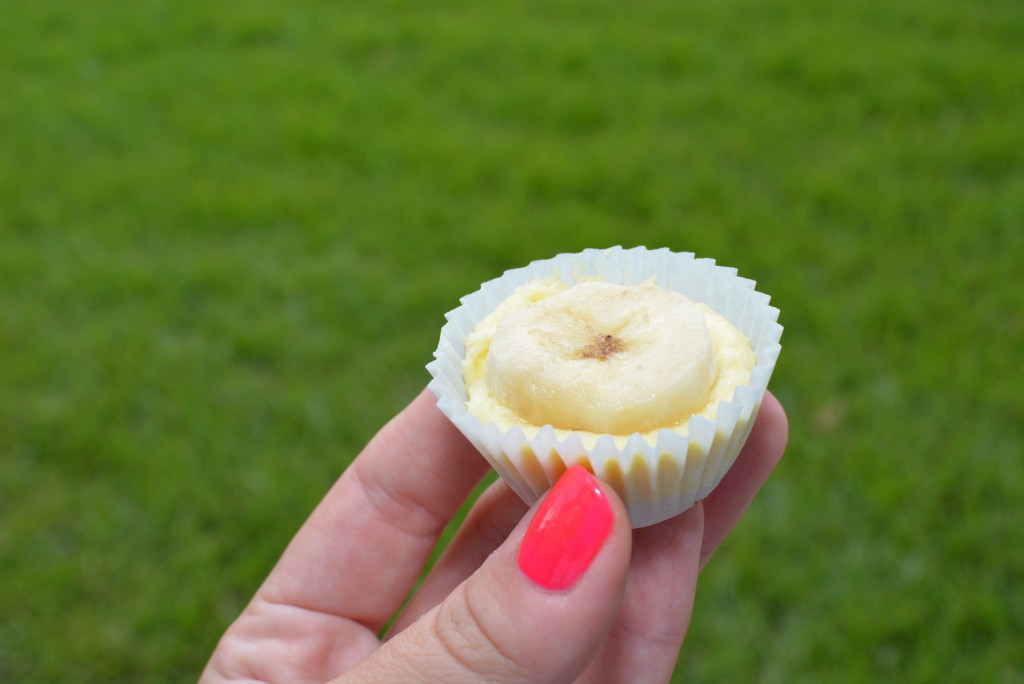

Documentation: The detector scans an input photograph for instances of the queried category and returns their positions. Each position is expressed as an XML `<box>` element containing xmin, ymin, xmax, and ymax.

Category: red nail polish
<box><xmin>518</xmin><ymin>466</ymin><xmax>614</xmax><ymax>591</ymax></box>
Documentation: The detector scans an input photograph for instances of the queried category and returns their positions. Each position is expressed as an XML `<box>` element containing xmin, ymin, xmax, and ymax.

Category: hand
<box><xmin>201</xmin><ymin>388</ymin><xmax>788</xmax><ymax>684</ymax></box>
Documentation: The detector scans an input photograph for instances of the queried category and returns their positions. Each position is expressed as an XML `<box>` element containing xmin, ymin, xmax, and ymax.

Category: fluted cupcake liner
<box><xmin>427</xmin><ymin>246</ymin><xmax>782</xmax><ymax>528</ymax></box>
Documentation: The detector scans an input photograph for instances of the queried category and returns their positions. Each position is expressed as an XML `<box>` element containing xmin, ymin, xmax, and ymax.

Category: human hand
<box><xmin>200</xmin><ymin>388</ymin><xmax>787</xmax><ymax>684</ymax></box>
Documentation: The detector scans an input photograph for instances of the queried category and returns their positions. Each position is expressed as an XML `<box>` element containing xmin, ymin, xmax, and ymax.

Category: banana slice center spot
<box><xmin>578</xmin><ymin>334</ymin><xmax>626</xmax><ymax>361</ymax></box>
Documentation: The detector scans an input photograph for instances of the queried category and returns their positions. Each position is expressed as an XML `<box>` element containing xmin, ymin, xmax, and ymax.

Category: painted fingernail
<box><xmin>517</xmin><ymin>466</ymin><xmax>614</xmax><ymax>591</ymax></box>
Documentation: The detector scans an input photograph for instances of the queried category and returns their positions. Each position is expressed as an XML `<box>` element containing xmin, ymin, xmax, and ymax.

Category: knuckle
<box><xmin>429</xmin><ymin>582</ymin><xmax>532</xmax><ymax>682</ymax></box>
<box><xmin>351</xmin><ymin>462</ymin><xmax>448</xmax><ymax>542</ymax></box>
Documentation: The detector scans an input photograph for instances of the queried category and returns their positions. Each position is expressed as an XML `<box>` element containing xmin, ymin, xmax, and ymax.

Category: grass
<box><xmin>2</xmin><ymin>0</ymin><xmax>1023</xmax><ymax>681</ymax></box>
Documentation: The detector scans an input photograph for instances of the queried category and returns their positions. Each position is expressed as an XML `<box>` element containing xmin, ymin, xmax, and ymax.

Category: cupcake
<box><xmin>427</xmin><ymin>246</ymin><xmax>782</xmax><ymax>528</ymax></box>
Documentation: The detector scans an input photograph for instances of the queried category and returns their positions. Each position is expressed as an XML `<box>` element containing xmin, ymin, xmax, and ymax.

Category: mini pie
<box><xmin>427</xmin><ymin>247</ymin><xmax>782</xmax><ymax>527</ymax></box>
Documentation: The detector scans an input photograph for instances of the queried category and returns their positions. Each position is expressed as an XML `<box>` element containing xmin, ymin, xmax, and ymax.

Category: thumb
<box><xmin>337</xmin><ymin>466</ymin><xmax>632</xmax><ymax>684</ymax></box>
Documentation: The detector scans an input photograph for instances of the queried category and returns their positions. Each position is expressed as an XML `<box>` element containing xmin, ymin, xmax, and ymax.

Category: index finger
<box><xmin>256</xmin><ymin>388</ymin><xmax>490</xmax><ymax>632</ymax></box>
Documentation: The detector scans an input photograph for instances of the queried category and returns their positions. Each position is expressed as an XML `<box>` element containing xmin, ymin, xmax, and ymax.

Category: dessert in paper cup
<box><xmin>426</xmin><ymin>246</ymin><xmax>782</xmax><ymax>528</ymax></box>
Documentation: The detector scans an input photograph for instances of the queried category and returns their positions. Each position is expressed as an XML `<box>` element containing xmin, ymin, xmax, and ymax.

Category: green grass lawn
<box><xmin>2</xmin><ymin>0</ymin><xmax>1022</xmax><ymax>681</ymax></box>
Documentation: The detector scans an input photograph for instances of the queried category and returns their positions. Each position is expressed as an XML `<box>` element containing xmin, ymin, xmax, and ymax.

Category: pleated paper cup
<box><xmin>427</xmin><ymin>246</ymin><xmax>782</xmax><ymax>528</ymax></box>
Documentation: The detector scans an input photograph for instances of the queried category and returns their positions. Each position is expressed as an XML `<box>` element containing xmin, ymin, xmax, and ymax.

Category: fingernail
<box><xmin>518</xmin><ymin>466</ymin><xmax>614</xmax><ymax>591</ymax></box>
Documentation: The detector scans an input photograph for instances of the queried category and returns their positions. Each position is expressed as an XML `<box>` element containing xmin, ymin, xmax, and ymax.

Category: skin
<box><xmin>201</xmin><ymin>388</ymin><xmax>788</xmax><ymax>684</ymax></box>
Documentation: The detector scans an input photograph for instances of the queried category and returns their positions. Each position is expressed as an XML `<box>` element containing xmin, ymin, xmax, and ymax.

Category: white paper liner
<box><xmin>427</xmin><ymin>246</ymin><xmax>782</xmax><ymax>528</ymax></box>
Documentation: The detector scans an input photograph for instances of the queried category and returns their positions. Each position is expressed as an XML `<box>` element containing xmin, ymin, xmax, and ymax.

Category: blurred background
<box><xmin>2</xmin><ymin>1</ymin><xmax>1022</xmax><ymax>682</ymax></box>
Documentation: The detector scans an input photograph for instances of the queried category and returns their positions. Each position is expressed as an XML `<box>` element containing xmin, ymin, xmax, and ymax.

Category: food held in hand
<box><xmin>427</xmin><ymin>247</ymin><xmax>782</xmax><ymax>527</ymax></box>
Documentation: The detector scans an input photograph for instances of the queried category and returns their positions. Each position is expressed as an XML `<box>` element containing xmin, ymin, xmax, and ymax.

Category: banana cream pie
<box><xmin>427</xmin><ymin>246</ymin><xmax>782</xmax><ymax>527</ymax></box>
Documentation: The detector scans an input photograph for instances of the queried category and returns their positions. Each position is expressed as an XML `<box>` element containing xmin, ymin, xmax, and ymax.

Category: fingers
<box><xmin>207</xmin><ymin>387</ymin><xmax>787</xmax><ymax>684</ymax></box>
<box><xmin>388</xmin><ymin>390</ymin><xmax>788</xmax><ymax>661</ymax></box>
<box><xmin>323</xmin><ymin>388</ymin><xmax>783</xmax><ymax>683</ymax></box>
<box><xmin>336</xmin><ymin>467</ymin><xmax>634</xmax><ymax>684</ymax></box>
<box><xmin>257</xmin><ymin>388</ymin><xmax>491</xmax><ymax>631</ymax></box>
<box><xmin>700</xmin><ymin>391</ymin><xmax>789</xmax><ymax>568</ymax></box>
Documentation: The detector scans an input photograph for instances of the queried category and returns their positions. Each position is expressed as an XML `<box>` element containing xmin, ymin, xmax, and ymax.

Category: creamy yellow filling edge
<box><xmin>463</xmin><ymin>278</ymin><xmax>756</xmax><ymax>449</ymax></box>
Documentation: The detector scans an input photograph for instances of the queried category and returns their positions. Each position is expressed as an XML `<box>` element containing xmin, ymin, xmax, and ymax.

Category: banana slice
<box><xmin>485</xmin><ymin>281</ymin><xmax>718</xmax><ymax>435</ymax></box>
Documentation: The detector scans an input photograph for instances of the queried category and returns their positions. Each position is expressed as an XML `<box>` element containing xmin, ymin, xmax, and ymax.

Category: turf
<box><xmin>2</xmin><ymin>0</ymin><xmax>1022</xmax><ymax>681</ymax></box>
